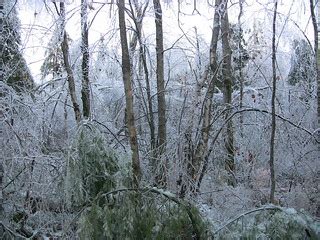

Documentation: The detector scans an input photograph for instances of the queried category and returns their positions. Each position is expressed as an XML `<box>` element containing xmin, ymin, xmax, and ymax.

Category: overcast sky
<box><xmin>16</xmin><ymin>0</ymin><xmax>314</xmax><ymax>82</ymax></box>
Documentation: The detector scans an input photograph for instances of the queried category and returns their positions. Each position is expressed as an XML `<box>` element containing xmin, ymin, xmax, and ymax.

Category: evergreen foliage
<box><xmin>65</xmin><ymin>123</ymin><xmax>119</xmax><ymax>207</ymax></box>
<box><xmin>40</xmin><ymin>28</ymin><xmax>65</xmax><ymax>79</ymax></box>
<box><xmin>230</xmin><ymin>24</ymin><xmax>250</xmax><ymax>71</ymax></box>
<box><xmin>288</xmin><ymin>39</ymin><xmax>315</xmax><ymax>87</ymax></box>
<box><xmin>78</xmin><ymin>189</ymin><xmax>211</xmax><ymax>240</ymax></box>
<box><xmin>214</xmin><ymin>23</ymin><xmax>249</xmax><ymax>91</ymax></box>
<box><xmin>0</xmin><ymin>2</ymin><xmax>34</xmax><ymax>91</ymax></box>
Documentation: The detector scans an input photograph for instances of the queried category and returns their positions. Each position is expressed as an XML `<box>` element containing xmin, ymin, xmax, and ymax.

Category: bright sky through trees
<box><xmin>17</xmin><ymin>0</ymin><xmax>313</xmax><ymax>82</ymax></box>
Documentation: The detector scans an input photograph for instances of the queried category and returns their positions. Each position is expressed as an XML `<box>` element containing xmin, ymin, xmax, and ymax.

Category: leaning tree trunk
<box><xmin>179</xmin><ymin>0</ymin><xmax>221</xmax><ymax>198</ymax></box>
<box><xmin>60</xmin><ymin>2</ymin><xmax>82</xmax><ymax>123</ymax></box>
<box><xmin>221</xmin><ymin>0</ymin><xmax>236</xmax><ymax>187</ymax></box>
<box><xmin>118</xmin><ymin>0</ymin><xmax>141</xmax><ymax>187</ymax></box>
<box><xmin>81</xmin><ymin>0</ymin><xmax>91</xmax><ymax>119</ymax></box>
<box><xmin>153</xmin><ymin>0</ymin><xmax>167</xmax><ymax>187</ymax></box>
<box><xmin>269</xmin><ymin>0</ymin><xmax>278</xmax><ymax>204</ymax></box>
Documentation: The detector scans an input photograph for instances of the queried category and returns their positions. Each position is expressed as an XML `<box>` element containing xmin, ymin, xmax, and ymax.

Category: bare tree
<box><xmin>129</xmin><ymin>1</ymin><xmax>147</xmax><ymax>52</ymax></box>
<box><xmin>221</xmin><ymin>0</ymin><xmax>236</xmax><ymax>186</ymax></box>
<box><xmin>269</xmin><ymin>0</ymin><xmax>278</xmax><ymax>203</ymax></box>
<box><xmin>60</xmin><ymin>2</ymin><xmax>82</xmax><ymax>123</ymax></box>
<box><xmin>81</xmin><ymin>0</ymin><xmax>91</xmax><ymax>119</ymax></box>
<box><xmin>179</xmin><ymin>0</ymin><xmax>221</xmax><ymax>197</ymax></box>
<box><xmin>153</xmin><ymin>0</ymin><xmax>167</xmax><ymax>187</ymax></box>
<box><xmin>118</xmin><ymin>0</ymin><xmax>141</xmax><ymax>187</ymax></box>
<box><xmin>128</xmin><ymin>1</ymin><xmax>157</xmax><ymax>166</ymax></box>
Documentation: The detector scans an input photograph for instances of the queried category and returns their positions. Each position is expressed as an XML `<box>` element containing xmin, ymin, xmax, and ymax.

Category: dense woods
<box><xmin>0</xmin><ymin>0</ymin><xmax>319</xmax><ymax>239</ymax></box>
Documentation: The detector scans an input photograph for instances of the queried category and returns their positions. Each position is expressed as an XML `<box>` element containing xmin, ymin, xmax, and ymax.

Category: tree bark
<box><xmin>0</xmin><ymin>0</ymin><xmax>5</xmax><ymax>213</ymax></box>
<box><xmin>0</xmin><ymin>0</ymin><xmax>3</xmax><ymax>77</ymax></box>
<box><xmin>118</xmin><ymin>0</ymin><xmax>141</xmax><ymax>187</ymax></box>
<box><xmin>81</xmin><ymin>0</ymin><xmax>91</xmax><ymax>119</ymax></box>
<box><xmin>310</xmin><ymin>0</ymin><xmax>320</xmax><ymax>141</ymax></box>
<box><xmin>153</xmin><ymin>0</ymin><xmax>167</xmax><ymax>187</ymax></box>
<box><xmin>238</xmin><ymin>0</ymin><xmax>244</xmax><ymax>134</ymax></box>
<box><xmin>221</xmin><ymin>0</ymin><xmax>236</xmax><ymax>187</ymax></box>
<box><xmin>269</xmin><ymin>0</ymin><xmax>278</xmax><ymax>204</ymax></box>
<box><xmin>60</xmin><ymin>3</ymin><xmax>82</xmax><ymax>123</ymax></box>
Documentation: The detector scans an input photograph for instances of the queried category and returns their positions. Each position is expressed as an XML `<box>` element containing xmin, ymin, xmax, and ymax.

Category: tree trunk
<box><xmin>129</xmin><ymin>1</ymin><xmax>146</xmax><ymax>52</ymax></box>
<box><xmin>269</xmin><ymin>0</ymin><xmax>278</xmax><ymax>204</ymax></box>
<box><xmin>60</xmin><ymin>3</ymin><xmax>82</xmax><ymax>123</ymax></box>
<box><xmin>129</xmin><ymin>1</ymin><xmax>156</xmax><ymax>165</ymax></box>
<box><xmin>238</xmin><ymin>0</ymin><xmax>244</xmax><ymax>134</ymax></box>
<box><xmin>221</xmin><ymin>0</ymin><xmax>236</xmax><ymax>187</ymax></box>
<box><xmin>0</xmin><ymin>0</ymin><xmax>4</xmax><ymax>213</ymax></box>
<box><xmin>0</xmin><ymin>0</ymin><xmax>3</xmax><ymax>79</ymax></box>
<box><xmin>81</xmin><ymin>0</ymin><xmax>91</xmax><ymax>119</ymax></box>
<box><xmin>153</xmin><ymin>0</ymin><xmax>167</xmax><ymax>187</ymax></box>
<box><xmin>118</xmin><ymin>0</ymin><xmax>141</xmax><ymax>187</ymax></box>
<box><xmin>310</xmin><ymin>0</ymin><xmax>320</xmax><ymax>142</ymax></box>
<box><xmin>179</xmin><ymin>0</ymin><xmax>221</xmax><ymax>197</ymax></box>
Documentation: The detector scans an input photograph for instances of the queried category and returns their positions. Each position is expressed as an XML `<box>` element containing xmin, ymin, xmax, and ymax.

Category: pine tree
<box><xmin>288</xmin><ymin>39</ymin><xmax>315</xmax><ymax>89</ymax></box>
<box><xmin>40</xmin><ymin>28</ymin><xmax>65</xmax><ymax>80</ymax></box>
<box><xmin>0</xmin><ymin>1</ymin><xmax>34</xmax><ymax>92</ymax></box>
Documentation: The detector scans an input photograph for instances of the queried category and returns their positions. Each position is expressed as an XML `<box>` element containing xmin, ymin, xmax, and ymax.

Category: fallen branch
<box><xmin>0</xmin><ymin>221</ymin><xmax>26</xmax><ymax>239</ymax></box>
<box><xmin>213</xmin><ymin>205</ymin><xmax>281</xmax><ymax>235</ymax></box>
